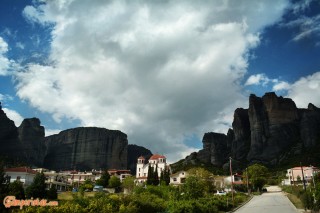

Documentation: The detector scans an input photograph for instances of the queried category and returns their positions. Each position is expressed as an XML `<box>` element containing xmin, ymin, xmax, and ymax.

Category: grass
<box><xmin>58</xmin><ymin>191</ymin><xmax>96</xmax><ymax>200</ymax></box>
<box><xmin>286</xmin><ymin>193</ymin><xmax>304</xmax><ymax>209</ymax></box>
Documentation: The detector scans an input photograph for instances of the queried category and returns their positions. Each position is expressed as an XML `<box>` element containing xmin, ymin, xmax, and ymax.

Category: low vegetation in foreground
<box><xmin>282</xmin><ymin>173</ymin><xmax>320</xmax><ymax>212</ymax></box>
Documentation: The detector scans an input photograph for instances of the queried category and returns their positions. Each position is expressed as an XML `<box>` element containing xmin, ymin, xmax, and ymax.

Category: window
<box><xmin>139</xmin><ymin>173</ymin><xmax>140</xmax><ymax>177</ymax></box>
<box><xmin>173</xmin><ymin>178</ymin><xmax>177</xmax><ymax>182</ymax></box>
<box><xmin>182</xmin><ymin>172</ymin><xmax>184</xmax><ymax>175</ymax></box>
<box><xmin>139</xmin><ymin>168</ymin><xmax>140</xmax><ymax>172</ymax></box>
<box><xmin>144</xmin><ymin>173</ymin><xmax>146</xmax><ymax>176</ymax></box>
<box><xmin>16</xmin><ymin>176</ymin><xmax>21</xmax><ymax>181</ymax></box>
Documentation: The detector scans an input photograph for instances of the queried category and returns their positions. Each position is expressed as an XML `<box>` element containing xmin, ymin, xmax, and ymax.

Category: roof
<box><xmin>149</xmin><ymin>154</ymin><xmax>166</xmax><ymax>160</ymax></box>
<box><xmin>5</xmin><ymin>167</ymin><xmax>38</xmax><ymax>175</ymax></box>
<box><xmin>138</xmin><ymin>156</ymin><xmax>145</xmax><ymax>159</ymax></box>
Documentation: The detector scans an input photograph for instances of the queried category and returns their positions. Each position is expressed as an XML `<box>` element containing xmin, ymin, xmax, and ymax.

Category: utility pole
<box><xmin>229</xmin><ymin>157</ymin><xmax>234</xmax><ymax>206</ymax></box>
<box><xmin>300</xmin><ymin>162</ymin><xmax>307</xmax><ymax>192</ymax></box>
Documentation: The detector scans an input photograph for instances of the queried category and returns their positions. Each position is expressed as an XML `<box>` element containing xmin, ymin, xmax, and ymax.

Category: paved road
<box><xmin>235</xmin><ymin>188</ymin><xmax>299</xmax><ymax>213</ymax></box>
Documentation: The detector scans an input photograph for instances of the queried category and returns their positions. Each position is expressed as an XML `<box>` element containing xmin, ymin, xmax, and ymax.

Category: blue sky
<box><xmin>0</xmin><ymin>0</ymin><xmax>319</xmax><ymax>162</ymax></box>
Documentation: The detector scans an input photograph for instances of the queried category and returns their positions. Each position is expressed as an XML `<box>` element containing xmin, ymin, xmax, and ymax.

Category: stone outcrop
<box><xmin>44</xmin><ymin>127</ymin><xmax>128</xmax><ymax>171</ymax></box>
<box><xmin>18</xmin><ymin>118</ymin><xmax>46</xmax><ymax>166</ymax></box>
<box><xmin>247</xmin><ymin>93</ymin><xmax>300</xmax><ymax>164</ymax></box>
<box><xmin>174</xmin><ymin>92</ymin><xmax>320</xmax><ymax>168</ymax></box>
<box><xmin>0</xmin><ymin>103</ymin><xmax>46</xmax><ymax>166</ymax></box>
<box><xmin>127</xmin><ymin>144</ymin><xmax>152</xmax><ymax>174</ymax></box>
<box><xmin>197</xmin><ymin>133</ymin><xmax>229</xmax><ymax>166</ymax></box>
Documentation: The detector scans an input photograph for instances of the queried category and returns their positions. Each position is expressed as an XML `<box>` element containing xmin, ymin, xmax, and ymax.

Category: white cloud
<box><xmin>287</xmin><ymin>72</ymin><xmax>320</xmax><ymax>108</ymax></box>
<box><xmin>245</xmin><ymin>73</ymin><xmax>270</xmax><ymax>86</ymax></box>
<box><xmin>272</xmin><ymin>81</ymin><xmax>291</xmax><ymax>91</ymax></box>
<box><xmin>16</xmin><ymin>42</ymin><xmax>25</xmax><ymax>50</ymax></box>
<box><xmin>16</xmin><ymin>0</ymin><xmax>289</xmax><ymax>162</ymax></box>
<box><xmin>0</xmin><ymin>37</ymin><xmax>11</xmax><ymax>76</ymax></box>
<box><xmin>2</xmin><ymin>108</ymin><xmax>24</xmax><ymax>126</ymax></box>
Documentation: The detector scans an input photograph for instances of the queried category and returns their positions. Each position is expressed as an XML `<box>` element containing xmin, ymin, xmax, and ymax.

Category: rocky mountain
<box><xmin>174</xmin><ymin>92</ymin><xmax>320</xmax><ymax>170</ymax></box>
<box><xmin>44</xmin><ymin>127</ymin><xmax>128</xmax><ymax>171</ymax></box>
<box><xmin>0</xmin><ymin>102</ymin><xmax>148</xmax><ymax>171</ymax></box>
<box><xmin>0</xmin><ymin>103</ymin><xmax>46</xmax><ymax>166</ymax></box>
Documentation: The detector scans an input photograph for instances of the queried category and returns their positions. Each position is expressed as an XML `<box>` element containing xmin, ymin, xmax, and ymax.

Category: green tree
<box><xmin>187</xmin><ymin>167</ymin><xmax>215</xmax><ymax>192</ymax></box>
<box><xmin>109</xmin><ymin>176</ymin><xmax>121</xmax><ymax>188</ymax></box>
<box><xmin>245</xmin><ymin>164</ymin><xmax>268</xmax><ymax>191</ymax></box>
<box><xmin>25</xmin><ymin>172</ymin><xmax>46</xmax><ymax>199</ymax></box>
<box><xmin>8</xmin><ymin>180</ymin><xmax>25</xmax><ymax>199</ymax></box>
<box><xmin>95</xmin><ymin>171</ymin><xmax>110</xmax><ymax>187</ymax></box>
<box><xmin>182</xmin><ymin>176</ymin><xmax>206</xmax><ymax>199</ymax></box>
<box><xmin>146</xmin><ymin>165</ymin><xmax>154</xmax><ymax>185</ymax></box>
<box><xmin>47</xmin><ymin>185</ymin><xmax>57</xmax><ymax>200</ymax></box>
<box><xmin>153</xmin><ymin>165</ymin><xmax>159</xmax><ymax>186</ymax></box>
<box><xmin>122</xmin><ymin>176</ymin><xmax>135</xmax><ymax>192</ymax></box>
<box><xmin>80</xmin><ymin>179</ymin><xmax>94</xmax><ymax>191</ymax></box>
<box><xmin>0</xmin><ymin>162</ymin><xmax>10</xmax><ymax>211</ymax></box>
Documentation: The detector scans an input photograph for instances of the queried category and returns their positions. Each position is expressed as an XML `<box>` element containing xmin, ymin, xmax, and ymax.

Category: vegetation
<box><xmin>109</xmin><ymin>176</ymin><xmax>121</xmax><ymax>188</ymax></box>
<box><xmin>16</xmin><ymin>183</ymin><xmax>248</xmax><ymax>213</ymax></box>
<box><xmin>25</xmin><ymin>172</ymin><xmax>47</xmax><ymax>199</ymax></box>
<box><xmin>243</xmin><ymin>164</ymin><xmax>268</xmax><ymax>191</ymax></box>
<box><xmin>8</xmin><ymin>180</ymin><xmax>25</xmax><ymax>199</ymax></box>
<box><xmin>95</xmin><ymin>171</ymin><xmax>110</xmax><ymax>187</ymax></box>
<box><xmin>282</xmin><ymin>172</ymin><xmax>320</xmax><ymax>211</ymax></box>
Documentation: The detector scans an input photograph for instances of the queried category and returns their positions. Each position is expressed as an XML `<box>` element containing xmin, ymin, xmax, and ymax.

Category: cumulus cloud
<box><xmin>287</xmin><ymin>72</ymin><xmax>320</xmax><ymax>108</ymax></box>
<box><xmin>16</xmin><ymin>0</ymin><xmax>289</xmax><ymax>162</ymax></box>
<box><xmin>245</xmin><ymin>73</ymin><xmax>271</xmax><ymax>86</ymax></box>
<box><xmin>0</xmin><ymin>37</ymin><xmax>11</xmax><ymax>76</ymax></box>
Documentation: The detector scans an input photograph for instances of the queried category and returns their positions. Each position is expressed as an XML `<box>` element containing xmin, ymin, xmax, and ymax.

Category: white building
<box><xmin>170</xmin><ymin>171</ymin><xmax>187</xmax><ymax>185</ymax></box>
<box><xmin>283</xmin><ymin>166</ymin><xmax>319</xmax><ymax>186</ymax></box>
<box><xmin>136</xmin><ymin>154</ymin><xmax>168</xmax><ymax>183</ymax></box>
<box><xmin>5</xmin><ymin>167</ymin><xmax>38</xmax><ymax>188</ymax></box>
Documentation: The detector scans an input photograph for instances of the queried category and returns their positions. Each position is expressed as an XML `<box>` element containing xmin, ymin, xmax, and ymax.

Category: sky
<box><xmin>0</xmin><ymin>0</ymin><xmax>320</xmax><ymax>163</ymax></box>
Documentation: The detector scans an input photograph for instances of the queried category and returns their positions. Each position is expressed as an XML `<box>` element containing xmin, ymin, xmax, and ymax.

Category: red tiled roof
<box><xmin>5</xmin><ymin>167</ymin><xmax>38</xmax><ymax>174</ymax></box>
<box><xmin>149</xmin><ymin>154</ymin><xmax>166</xmax><ymax>160</ymax></box>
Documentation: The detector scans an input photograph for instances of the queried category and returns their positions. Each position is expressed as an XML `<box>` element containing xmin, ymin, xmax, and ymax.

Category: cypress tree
<box><xmin>146</xmin><ymin>164</ymin><xmax>154</xmax><ymax>185</ymax></box>
<box><xmin>154</xmin><ymin>165</ymin><xmax>159</xmax><ymax>186</ymax></box>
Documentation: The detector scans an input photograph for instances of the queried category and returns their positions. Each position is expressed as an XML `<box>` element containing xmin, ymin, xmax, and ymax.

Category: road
<box><xmin>235</xmin><ymin>186</ymin><xmax>299</xmax><ymax>213</ymax></box>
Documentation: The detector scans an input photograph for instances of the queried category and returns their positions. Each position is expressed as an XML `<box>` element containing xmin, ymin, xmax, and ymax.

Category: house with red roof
<box><xmin>5</xmin><ymin>167</ymin><xmax>38</xmax><ymax>188</ymax></box>
<box><xmin>136</xmin><ymin>154</ymin><xmax>168</xmax><ymax>183</ymax></box>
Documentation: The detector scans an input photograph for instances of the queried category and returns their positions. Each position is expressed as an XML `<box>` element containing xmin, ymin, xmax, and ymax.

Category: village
<box><xmin>3</xmin><ymin>154</ymin><xmax>319</xmax><ymax>194</ymax></box>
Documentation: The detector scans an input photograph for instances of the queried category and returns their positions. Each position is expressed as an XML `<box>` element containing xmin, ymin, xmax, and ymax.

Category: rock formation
<box><xmin>174</xmin><ymin>92</ymin><xmax>320</xmax><ymax>168</ymax></box>
<box><xmin>44</xmin><ymin>127</ymin><xmax>128</xmax><ymax>171</ymax></box>
<box><xmin>0</xmin><ymin>102</ymin><xmax>46</xmax><ymax>166</ymax></box>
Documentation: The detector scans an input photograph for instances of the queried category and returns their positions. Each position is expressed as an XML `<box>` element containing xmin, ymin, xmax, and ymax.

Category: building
<box><xmin>170</xmin><ymin>171</ymin><xmax>187</xmax><ymax>185</ymax></box>
<box><xmin>43</xmin><ymin>171</ymin><xmax>71</xmax><ymax>191</ymax></box>
<box><xmin>5</xmin><ymin>167</ymin><xmax>38</xmax><ymax>188</ymax></box>
<box><xmin>283</xmin><ymin>166</ymin><xmax>319</xmax><ymax>186</ymax></box>
<box><xmin>108</xmin><ymin>169</ymin><xmax>131</xmax><ymax>182</ymax></box>
<box><xmin>136</xmin><ymin>154</ymin><xmax>168</xmax><ymax>183</ymax></box>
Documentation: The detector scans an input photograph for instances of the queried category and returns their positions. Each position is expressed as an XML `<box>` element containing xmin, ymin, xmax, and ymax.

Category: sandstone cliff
<box><xmin>174</xmin><ymin>92</ymin><xmax>320</xmax><ymax>169</ymax></box>
<box><xmin>44</xmin><ymin>127</ymin><xmax>128</xmax><ymax>171</ymax></box>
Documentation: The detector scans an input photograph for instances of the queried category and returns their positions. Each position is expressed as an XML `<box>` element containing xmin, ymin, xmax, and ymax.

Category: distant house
<box><xmin>136</xmin><ymin>154</ymin><xmax>169</xmax><ymax>183</ymax></box>
<box><xmin>170</xmin><ymin>171</ymin><xmax>187</xmax><ymax>185</ymax></box>
<box><xmin>283</xmin><ymin>166</ymin><xmax>319</xmax><ymax>186</ymax></box>
<box><xmin>5</xmin><ymin>167</ymin><xmax>38</xmax><ymax>188</ymax></box>
<box><xmin>43</xmin><ymin>171</ymin><xmax>71</xmax><ymax>191</ymax></box>
<box><xmin>108</xmin><ymin>169</ymin><xmax>131</xmax><ymax>182</ymax></box>
<box><xmin>224</xmin><ymin>174</ymin><xmax>243</xmax><ymax>185</ymax></box>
